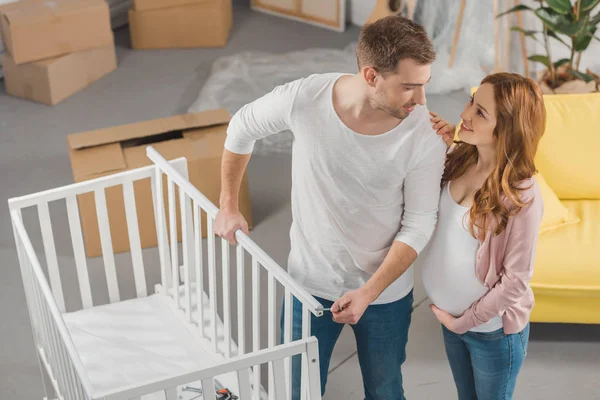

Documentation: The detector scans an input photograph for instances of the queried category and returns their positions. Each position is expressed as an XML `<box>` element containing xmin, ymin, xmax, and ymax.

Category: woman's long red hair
<box><xmin>442</xmin><ymin>73</ymin><xmax>547</xmax><ymax>240</ymax></box>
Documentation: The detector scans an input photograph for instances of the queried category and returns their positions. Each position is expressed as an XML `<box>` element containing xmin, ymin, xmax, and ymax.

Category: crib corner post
<box><xmin>10</xmin><ymin>210</ymin><xmax>55</xmax><ymax>400</ymax></box>
<box><xmin>305</xmin><ymin>338</ymin><xmax>321</xmax><ymax>400</ymax></box>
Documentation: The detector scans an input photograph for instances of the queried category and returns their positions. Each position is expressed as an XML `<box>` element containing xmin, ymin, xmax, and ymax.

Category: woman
<box><xmin>422</xmin><ymin>72</ymin><xmax>546</xmax><ymax>400</ymax></box>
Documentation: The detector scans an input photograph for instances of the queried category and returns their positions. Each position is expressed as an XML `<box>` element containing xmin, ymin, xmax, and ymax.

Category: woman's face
<box><xmin>458</xmin><ymin>83</ymin><xmax>498</xmax><ymax>147</ymax></box>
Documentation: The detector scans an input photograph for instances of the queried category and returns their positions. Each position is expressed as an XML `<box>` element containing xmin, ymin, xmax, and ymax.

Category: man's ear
<box><xmin>362</xmin><ymin>66</ymin><xmax>379</xmax><ymax>88</ymax></box>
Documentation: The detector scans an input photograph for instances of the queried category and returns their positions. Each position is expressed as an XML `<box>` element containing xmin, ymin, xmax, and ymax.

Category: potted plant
<box><xmin>499</xmin><ymin>0</ymin><xmax>600</xmax><ymax>94</ymax></box>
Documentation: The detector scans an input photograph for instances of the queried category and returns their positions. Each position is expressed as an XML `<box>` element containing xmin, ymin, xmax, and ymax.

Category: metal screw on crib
<box><xmin>180</xmin><ymin>385</ymin><xmax>202</xmax><ymax>400</ymax></box>
<box><xmin>180</xmin><ymin>385</ymin><xmax>239</xmax><ymax>400</ymax></box>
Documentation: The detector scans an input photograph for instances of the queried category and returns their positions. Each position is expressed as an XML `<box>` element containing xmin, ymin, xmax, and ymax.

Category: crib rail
<box><xmin>11</xmin><ymin>210</ymin><xmax>94</xmax><ymax>400</ymax></box>
<box><xmin>7</xmin><ymin>158</ymin><xmax>189</xmax><ymax>312</ymax></box>
<box><xmin>95</xmin><ymin>338</ymin><xmax>321</xmax><ymax>400</ymax></box>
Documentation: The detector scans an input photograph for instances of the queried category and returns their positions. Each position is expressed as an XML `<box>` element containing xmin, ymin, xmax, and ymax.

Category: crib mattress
<box><xmin>63</xmin><ymin>292</ymin><xmax>240</xmax><ymax>399</ymax></box>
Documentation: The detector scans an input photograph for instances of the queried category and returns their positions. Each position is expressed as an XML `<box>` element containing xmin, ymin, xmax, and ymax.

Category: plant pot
<box><xmin>537</xmin><ymin>68</ymin><xmax>599</xmax><ymax>95</ymax></box>
<box><xmin>539</xmin><ymin>78</ymin><xmax>598</xmax><ymax>94</ymax></box>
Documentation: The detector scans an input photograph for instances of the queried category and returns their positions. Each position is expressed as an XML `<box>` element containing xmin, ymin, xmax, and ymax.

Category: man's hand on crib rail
<box><xmin>214</xmin><ymin>208</ymin><xmax>249</xmax><ymax>245</ymax></box>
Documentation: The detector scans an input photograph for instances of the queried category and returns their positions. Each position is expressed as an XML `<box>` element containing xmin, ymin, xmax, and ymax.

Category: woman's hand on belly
<box><xmin>430</xmin><ymin>304</ymin><xmax>461</xmax><ymax>334</ymax></box>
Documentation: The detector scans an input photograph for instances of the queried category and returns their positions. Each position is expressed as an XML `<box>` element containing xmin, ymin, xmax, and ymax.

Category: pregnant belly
<box><xmin>422</xmin><ymin>262</ymin><xmax>489</xmax><ymax>317</ymax></box>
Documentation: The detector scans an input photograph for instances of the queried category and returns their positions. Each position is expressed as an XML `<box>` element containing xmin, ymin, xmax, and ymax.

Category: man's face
<box><xmin>369</xmin><ymin>58</ymin><xmax>431</xmax><ymax>120</ymax></box>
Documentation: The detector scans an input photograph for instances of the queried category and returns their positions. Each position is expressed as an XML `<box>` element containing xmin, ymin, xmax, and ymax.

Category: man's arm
<box><xmin>215</xmin><ymin>78</ymin><xmax>304</xmax><ymax>244</ymax></box>
<box><xmin>332</xmin><ymin>136</ymin><xmax>447</xmax><ymax>323</ymax></box>
<box><xmin>216</xmin><ymin>150</ymin><xmax>252</xmax><ymax>244</ymax></box>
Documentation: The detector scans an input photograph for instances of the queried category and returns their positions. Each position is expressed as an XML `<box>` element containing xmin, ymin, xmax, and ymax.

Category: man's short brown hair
<box><xmin>356</xmin><ymin>15</ymin><xmax>435</xmax><ymax>73</ymax></box>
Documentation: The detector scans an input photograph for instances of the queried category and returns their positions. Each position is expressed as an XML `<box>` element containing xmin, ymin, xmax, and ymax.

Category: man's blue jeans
<box><xmin>280</xmin><ymin>290</ymin><xmax>414</xmax><ymax>400</ymax></box>
<box><xmin>442</xmin><ymin>323</ymin><xmax>530</xmax><ymax>400</ymax></box>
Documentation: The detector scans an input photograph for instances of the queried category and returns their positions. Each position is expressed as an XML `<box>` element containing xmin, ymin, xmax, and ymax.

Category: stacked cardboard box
<box><xmin>0</xmin><ymin>0</ymin><xmax>20</xmax><ymax>78</ymax></box>
<box><xmin>0</xmin><ymin>0</ymin><xmax>117</xmax><ymax>105</ymax></box>
<box><xmin>129</xmin><ymin>0</ymin><xmax>232</xmax><ymax>49</ymax></box>
<box><xmin>67</xmin><ymin>108</ymin><xmax>254</xmax><ymax>258</ymax></box>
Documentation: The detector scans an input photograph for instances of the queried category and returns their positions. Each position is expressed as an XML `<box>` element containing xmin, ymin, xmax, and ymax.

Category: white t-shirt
<box><xmin>420</xmin><ymin>182</ymin><xmax>503</xmax><ymax>332</ymax></box>
<box><xmin>225</xmin><ymin>73</ymin><xmax>447</xmax><ymax>304</ymax></box>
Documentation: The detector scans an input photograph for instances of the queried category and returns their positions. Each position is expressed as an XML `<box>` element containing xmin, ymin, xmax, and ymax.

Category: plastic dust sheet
<box><xmin>188</xmin><ymin>1</ymin><xmax>497</xmax><ymax>155</ymax></box>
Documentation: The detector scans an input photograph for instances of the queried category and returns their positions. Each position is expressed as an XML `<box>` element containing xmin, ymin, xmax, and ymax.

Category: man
<box><xmin>215</xmin><ymin>15</ymin><xmax>447</xmax><ymax>400</ymax></box>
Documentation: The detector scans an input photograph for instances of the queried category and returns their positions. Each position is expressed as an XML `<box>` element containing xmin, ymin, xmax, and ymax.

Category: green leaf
<box><xmin>580</xmin><ymin>0</ymin><xmax>600</xmax><ymax>13</ymax></box>
<box><xmin>553</xmin><ymin>58</ymin><xmax>571</xmax><ymax>68</ymax></box>
<box><xmin>546</xmin><ymin>0</ymin><xmax>572</xmax><ymax>15</ymax></box>
<box><xmin>511</xmin><ymin>26</ymin><xmax>544</xmax><ymax>44</ymax></box>
<box><xmin>510</xmin><ymin>27</ymin><xmax>539</xmax><ymax>36</ymax></box>
<box><xmin>528</xmin><ymin>55</ymin><xmax>551</xmax><ymax>68</ymax></box>
<box><xmin>536</xmin><ymin>7</ymin><xmax>588</xmax><ymax>36</ymax></box>
<box><xmin>547</xmin><ymin>29</ymin><xmax>570</xmax><ymax>46</ymax></box>
<box><xmin>568</xmin><ymin>69</ymin><xmax>595</xmax><ymax>82</ymax></box>
<box><xmin>573</xmin><ymin>26</ymin><xmax>597</xmax><ymax>51</ymax></box>
<box><xmin>496</xmin><ymin>4</ymin><xmax>533</xmax><ymax>19</ymax></box>
<box><xmin>591</xmin><ymin>11</ymin><xmax>600</xmax><ymax>26</ymax></box>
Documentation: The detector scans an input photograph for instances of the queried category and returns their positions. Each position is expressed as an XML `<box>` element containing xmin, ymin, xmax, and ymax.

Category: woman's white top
<box><xmin>421</xmin><ymin>182</ymin><xmax>503</xmax><ymax>333</ymax></box>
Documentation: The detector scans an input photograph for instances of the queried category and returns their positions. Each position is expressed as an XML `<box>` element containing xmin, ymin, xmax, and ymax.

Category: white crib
<box><xmin>8</xmin><ymin>146</ymin><xmax>324</xmax><ymax>400</ymax></box>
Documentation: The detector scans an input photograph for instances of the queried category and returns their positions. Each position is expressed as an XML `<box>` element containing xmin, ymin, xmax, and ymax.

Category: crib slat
<box><xmin>273</xmin><ymin>358</ymin><xmax>288</xmax><ymax>400</ymax></box>
<box><xmin>29</xmin><ymin>271</ymin><xmax>48</xmax><ymax>359</ymax></box>
<box><xmin>164</xmin><ymin>387</ymin><xmax>178</xmax><ymax>400</ymax></box>
<box><xmin>35</xmin><ymin>281</ymin><xmax>58</xmax><ymax>392</ymax></box>
<box><xmin>21</xmin><ymin>250</ymin><xmax>43</xmax><ymax>345</ymax></box>
<box><xmin>283</xmin><ymin>288</ymin><xmax>292</xmax><ymax>400</ymax></box>
<box><xmin>62</xmin><ymin>344</ymin><xmax>78</xmax><ymax>400</ymax></box>
<box><xmin>207</xmin><ymin>217</ymin><xmax>218</xmax><ymax>352</ymax></box>
<box><xmin>268</xmin><ymin>272</ymin><xmax>276</xmax><ymax>348</ymax></box>
<box><xmin>202</xmin><ymin>378</ymin><xmax>215</xmax><ymax>399</ymax></box>
<box><xmin>95</xmin><ymin>188</ymin><xmax>120</xmax><ymax>303</ymax></box>
<box><xmin>37</xmin><ymin>202</ymin><xmax>66</xmax><ymax>313</ymax></box>
<box><xmin>75</xmin><ymin>381</ymin><xmax>86</xmax><ymax>400</ymax></box>
<box><xmin>237</xmin><ymin>367</ymin><xmax>253</xmax><ymax>400</ymax></box>
<box><xmin>252</xmin><ymin>257</ymin><xmax>261</xmax><ymax>400</ymax></box>
<box><xmin>268</xmin><ymin>271</ymin><xmax>276</xmax><ymax>399</ymax></box>
<box><xmin>222</xmin><ymin>238</ymin><xmax>232</xmax><ymax>358</ymax></box>
<box><xmin>71</xmin><ymin>366</ymin><xmax>86</xmax><ymax>400</ymax></box>
<box><xmin>301</xmin><ymin>306</ymin><xmax>311</xmax><ymax>400</ymax></box>
<box><xmin>167</xmin><ymin>178</ymin><xmax>179</xmax><ymax>306</ymax></box>
<box><xmin>301</xmin><ymin>305</ymin><xmax>311</xmax><ymax>338</ymax></box>
<box><xmin>123</xmin><ymin>180</ymin><xmax>147</xmax><ymax>298</ymax></box>
<box><xmin>32</xmin><ymin>282</ymin><xmax>50</xmax><ymax>374</ymax></box>
<box><xmin>50</xmin><ymin>323</ymin><xmax>68</xmax><ymax>399</ymax></box>
<box><xmin>152</xmin><ymin>169</ymin><xmax>171</xmax><ymax>294</ymax></box>
<box><xmin>236</xmin><ymin>244</ymin><xmax>245</xmax><ymax>356</ymax></box>
<box><xmin>58</xmin><ymin>340</ymin><xmax>76</xmax><ymax>400</ymax></box>
<box><xmin>66</xmin><ymin>196</ymin><xmax>93</xmax><ymax>309</ymax></box>
<box><xmin>180</xmin><ymin>188</ymin><xmax>193</xmax><ymax>323</ymax></box>
<box><xmin>193</xmin><ymin>201</ymin><xmax>204</xmax><ymax>334</ymax></box>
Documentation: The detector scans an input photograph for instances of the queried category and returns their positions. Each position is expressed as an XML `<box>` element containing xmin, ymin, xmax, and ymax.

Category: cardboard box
<box><xmin>132</xmin><ymin>0</ymin><xmax>199</xmax><ymax>12</ymax></box>
<box><xmin>2</xmin><ymin>44</ymin><xmax>117</xmax><ymax>105</ymax></box>
<box><xmin>129</xmin><ymin>0</ymin><xmax>232</xmax><ymax>49</ymax></box>
<box><xmin>67</xmin><ymin>109</ymin><xmax>253</xmax><ymax>258</ymax></box>
<box><xmin>0</xmin><ymin>0</ymin><xmax>114</xmax><ymax>64</ymax></box>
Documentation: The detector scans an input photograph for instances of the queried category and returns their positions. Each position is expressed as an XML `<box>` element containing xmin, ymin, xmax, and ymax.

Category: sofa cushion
<box><xmin>532</xmin><ymin>200</ymin><xmax>600</xmax><ymax>291</ymax></box>
<box><xmin>536</xmin><ymin>173</ymin><xmax>580</xmax><ymax>234</ymax></box>
<box><xmin>535</xmin><ymin>92</ymin><xmax>600</xmax><ymax>200</ymax></box>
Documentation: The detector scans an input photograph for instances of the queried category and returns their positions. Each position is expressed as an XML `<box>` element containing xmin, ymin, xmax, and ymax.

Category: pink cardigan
<box><xmin>452</xmin><ymin>177</ymin><xmax>544</xmax><ymax>335</ymax></box>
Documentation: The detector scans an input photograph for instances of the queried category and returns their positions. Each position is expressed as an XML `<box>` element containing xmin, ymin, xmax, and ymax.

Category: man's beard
<box><xmin>375</xmin><ymin>93</ymin><xmax>415</xmax><ymax>120</ymax></box>
<box><xmin>379</xmin><ymin>103</ymin><xmax>412</xmax><ymax>120</ymax></box>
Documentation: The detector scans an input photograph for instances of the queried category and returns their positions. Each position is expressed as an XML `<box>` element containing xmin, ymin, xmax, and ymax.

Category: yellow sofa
<box><xmin>529</xmin><ymin>92</ymin><xmax>600</xmax><ymax>324</ymax></box>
